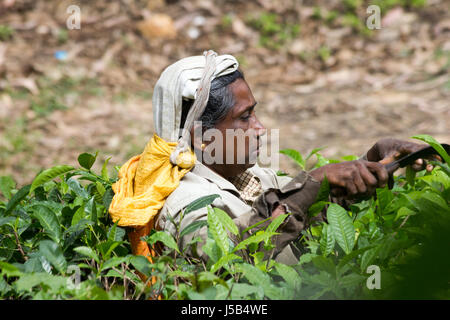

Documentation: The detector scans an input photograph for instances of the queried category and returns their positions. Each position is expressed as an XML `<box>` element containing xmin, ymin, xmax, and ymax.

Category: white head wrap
<box><xmin>152</xmin><ymin>51</ymin><xmax>239</xmax><ymax>143</ymax></box>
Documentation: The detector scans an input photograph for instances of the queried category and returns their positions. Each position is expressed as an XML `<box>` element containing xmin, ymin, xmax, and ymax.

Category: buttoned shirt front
<box><xmin>156</xmin><ymin>160</ymin><xmax>315</xmax><ymax>264</ymax></box>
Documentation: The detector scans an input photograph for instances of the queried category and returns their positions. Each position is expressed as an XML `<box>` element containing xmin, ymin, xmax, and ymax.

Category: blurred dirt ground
<box><xmin>0</xmin><ymin>0</ymin><xmax>449</xmax><ymax>186</ymax></box>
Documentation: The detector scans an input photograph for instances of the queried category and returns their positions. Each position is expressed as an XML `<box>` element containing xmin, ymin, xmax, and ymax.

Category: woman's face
<box><xmin>202</xmin><ymin>78</ymin><xmax>267</xmax><ymax>178</ymax></box>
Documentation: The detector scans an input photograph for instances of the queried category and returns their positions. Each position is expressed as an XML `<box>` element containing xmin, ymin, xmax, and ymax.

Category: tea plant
<box><xmin>0</xmin><ymin>135</ymin><xmax>448</xmax><ymax>299</ymax></box>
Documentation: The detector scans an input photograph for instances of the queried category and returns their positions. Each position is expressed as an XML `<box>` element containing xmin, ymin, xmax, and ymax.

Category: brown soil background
<box><xmin>0</xmin><ymin>0</ymin><xmax>449</xmax><ymax>186</ymax></box>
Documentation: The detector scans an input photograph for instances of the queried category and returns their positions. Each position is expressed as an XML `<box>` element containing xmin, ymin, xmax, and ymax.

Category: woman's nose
<box><xmin>252</xmin><ymin>116</ymin><xmax>266</xmax><ymax>137</ymax></box>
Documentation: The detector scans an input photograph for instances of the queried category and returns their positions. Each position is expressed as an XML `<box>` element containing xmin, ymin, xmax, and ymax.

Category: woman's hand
<box><xmin>308</xmin><ymin>160</ymin><xmax>389</xmax><ymax>198</ymax></box>
<box><xmin>366</xmin><ymin>138</ymin><xmax>438</xmax><ymax>172</ymax></box>
<box><xmin>271</xmin><ymin>204</ymin><xmax>286</xmax><ymax>220</ymax></box>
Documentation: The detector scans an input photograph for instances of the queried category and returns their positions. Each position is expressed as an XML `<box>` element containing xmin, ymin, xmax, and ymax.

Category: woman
<box><xmin>152</xmin><ymin>54</ymin><xmax>430</xmax><ymax>265</ymax></box>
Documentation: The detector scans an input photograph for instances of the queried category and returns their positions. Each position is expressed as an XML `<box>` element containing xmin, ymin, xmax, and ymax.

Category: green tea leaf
<box><xmin>406</xmin><ymin>166</ymin><xmax>416</xmax><ymax>187</ymax></box>
<box><xmin>32</xmin><ymin>204</ymin><xmax>61</xmax><ymax>243</ymax></box>
<box><xmin>395</xmin><ymin>207</ymin><xmax>416</xmax><ymax>221</ymax></box>
<box><xmin>167</xmin><ymin>270</ymin><xmax>194</xmax><ymax>279</ymax></box>
<box><xmin>412</xmin><ymin>134</ymin><xmax>450</xmax><ymax>165</ymax></box>
<box><xmin>71</xmin><ymin>205</ymin><xmax>86</xmax><ymax>226</ymax></box>
<box><xmin>74</xmin><ymin>246</ymin><xmax>100</xmax><ymax>263</ymax></box>
<box><xmin>130</xmin><ymin>255</ymin><xmax>151</xmax><ymax>276</ymax></box>
<box><xmin>179</xmin><ymin>220</ymin><xmax>208</xmax><ymax>238</ymax></box>
<box><xmin>266</xmin><ymin>213</ymin><xmax>288</xmax><ymax>234</ymax></box>
<box><xmin>39</xmin><ymin>240</ymin><xmax>67</xmax><ymax>274</ymax></box>
<box><xmin>101</xmin><ymin>157</ymin><xmax>111</xmax><ymax>180</ymax></box>
<box><xmin>274</xmin><ymin>262</ymin><xmax>302</xmax><ymax>289</ymax></box>
<box><xmin>312</xmin><ymin>256</ymin><xmax>336</xmax><ymax>277</ymax></box>
<box><xmin>280</xmin><ymin>148</ymin><xmax>305</xmax><ymax>169</ymax></box>
<box><xmin>306</xmin><ymin>147</ymin><xmax>326</xmax><ymax>161</ymax></box>
<box><xmin>264</xmin><ymin>213</ymin><xmax>288</xmax><ymax>247</ymax></box>
<box><xmin>236</xmin><ymin>263</ymin><xmax>287</xmax><ymax>299</ymax></box>
<box><xmin>315</xmin><ymin>175</ymin><xmax>330</xmax><ymax>202</ymax></box>
<box><xmin>308</xmin><ymin>201</ymin><xmax>328</xmax><ymax>218</ymax></box>
<box><xmin>101</xmin><ymin>256</ymin><xmax>131</xmax><ymax>271</ymax></box>
<box><xmin>184</xmin><ymin>194</ymin><xmax>221</xmax><ymax>215</ymax></box>
<box><xmin>102</xmin><ymin>187</ymin><xmax>114</xmax><ymax>210</ymax></box>
<box><xmin>430</xmin><ymin>161</ymin><xmax>450</xmax><ymax>177</ymax></box>
<box><xmin>63</xmin><ymin>218</ymin><xmax>93</xmax><ymax>249</ymax></box>
<box><xmin>67</xmin><ymin>177</ymin><xmax>89</xmax><ymax>199</ymax></box>
<box><xmin>202</xmin><ymin>238</ymin><xmax>222</xmax><ymax>263</ymax></box>
<box><xmin>213</xmin><ymin>207</ymin><xmax>238</xmax><ymax>235</ymax></box>
<box><xmin>241</xmin><ymin>217</ymin><xmax>271</xmax><ymax>236</ymax></box>
<box><xmin>341</xmin><ymin>155</ymin><xmax>359</xmax><ymax>161</ymax></box>
<box><xmin>211</xmin><ymin>253</ymin><xmax>242</xmax><ymax>273</ymax></box>
<box><xmin>85</xmin><ymin>196</ymin><xmax>97</xmax><ymax>222</ymax></box>
<box><xmin>107</xmin><ymin>222</ymin><xmax>125</xmax><ymax>242</ymax></box>
<box><xmin>95</xmin><ymin>181</ymin><xmax>106</xmax><ymax>197</ymax></box>
<box><xmin>15</xmin><ymin>273</ymin><xmax>67</xmax><ymax>292</ymax></box>
<box><xmin>360</xmin><ymin>245</ymin><xmax>381</xmax><ymax>272</ymax></box>
<box><xmin>338</xmin><ymin>273</ymin><xmax>366</xmax><ymax>288</ymax></box>
<box><xmin>97</xmin><ymin>241</ymin><xmax>122</xmax><ymax>260</ymax></box>
<box><xmin>327</xmin><ymin>204</ymin><xmax>355</xmax><ymax>254</ymax></box>
<box><xmin>384</xmin><ymin>194</ymin><xmax>411</xmax><ymax>214</ymax></box>
<box><xmin>337</xmin><ymin>245</ymin><xmax>375</xmax><ymax>271</ymax></box>
<box><xmin>207</xmin><ymin>206</ymin><xmax>229</xmax><ymax>255</ymax></box>
<box><xmin>314</xmin><ymin>153</ymin><xmax>330</xmax><ymax>168</ymax></box>
<box><xmin>30</xmin><ymin>165</ymin><xmax>74</xmax><ymax>193</ymax></box>
<box><xmin>320</xmin><ymin>224</ymin><xmax>335</xmax><ymax>257</ymax></box>
<box><xmin>298</xmin><ymin>253</ymin><xmax>317</xmax><ymax>265</ymax></box>
<box><xmin>376</xmin><ymin>186</ymin><xmax>394</xmax><ymax>213</ymax></box>
<box><xmin>197</xmin><ymin>271</ymin><xmax>229</xmax><ymax>289</ymax></box>
<box><xmin>432</xmin><ymin>169</ymin><xmax>450</xmax><ymax>189</ymax></box>
<box><xmin>69</xmin><ymin>170</ymin><xmax>99</xmax><ymax>183</ymax></box>
<box><xmin>406</xmin><ymin>191</ymin><xmax>449</xmax><ymax>217</ymax></box>
<box><xmin>147</xmin><ymin>231</ymin><xmax>179</xmax><ymax>253</ymax></box>
<box><xmin>421</xmin><ymin>192</ymin><xmax>448</xmax><ymax>211</ymax></box>
<box><xmin>0</xmin><ymin>176</ymin><xmax>15</xmax><ymax>200</ymax></box>
<box><xmin>5</xmin><ymin>184</ymin><xmax>30</xmax><ymax>214</ymax></box>
<box><xmin>0</xmin><ymin>262</ymin><xmax>21</xmax><ymax>277</ymax></box>
<box><xmin>236</xmin><ymin>263</ymin><xmax>270</xmax><ymax>287</ymax></box>
<box><xmin>230</xmin><ymin>283</ymin><xmax>261</xmax><ymax>299</ymax></box>
<box><xmin>276</xmin><ymin>170</ymin><xmax>289</xmax><ymax>177</ymax></box>
<box><xmin>0</xmin><ymin>216</ymin><xmax>15</xmax><ymax>227</ymax></box>
<box><xmin>78</xmin><ymin>152</ymin><xmax>98</xmax><ymax>170</ymax></box>
<box><xmin>233</xmin><ymin>230</ymin><xmax>278</xmax><ymax>252</ymax></box>
<box><xmin>23</xmin><ymin>256</ymin><xmax>45</xmax><ymax>273</ymax></box>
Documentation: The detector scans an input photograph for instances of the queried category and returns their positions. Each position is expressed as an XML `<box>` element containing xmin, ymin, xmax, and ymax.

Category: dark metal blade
<box><xmin>384</xmin><ymin>143</ymin><xmax>450</xmax><ymax>173</ymax></box>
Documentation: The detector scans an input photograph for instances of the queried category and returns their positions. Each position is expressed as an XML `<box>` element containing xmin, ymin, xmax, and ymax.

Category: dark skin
<box><xmin>190</xmin><ymin>78</ymin><xmax>265</xmax><ymax>178</ymax></box>
<box><xmin>190</xmin><ymin>78</ymin><xmax>436</xmax><ymax>219</ymax></box>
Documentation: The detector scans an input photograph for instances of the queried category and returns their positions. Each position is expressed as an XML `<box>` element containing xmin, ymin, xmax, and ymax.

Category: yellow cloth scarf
<box><xmin>109</xmin><ymin>133</ymin><xmax>196</xmax><ymax>227</ymax></box>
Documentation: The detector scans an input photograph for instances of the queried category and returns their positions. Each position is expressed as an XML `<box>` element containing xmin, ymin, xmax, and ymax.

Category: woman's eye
<box><xmin>240</xmin><ymin>114</ymin><xmax>251</xmax><ymax>121</ymax></box>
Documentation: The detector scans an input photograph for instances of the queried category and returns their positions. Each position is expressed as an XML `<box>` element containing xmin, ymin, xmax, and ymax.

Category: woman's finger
<box><xmin>357</xmin><ymin>162</ymin><xmax>378</xmax><ymax>195</ymax></box>
<box><xmin>398</xmin><ymin>143</ymin><xmax>426</xmax><ymax>156</ymax></box>
<box><xmin>433</xmin><ymin>154</ymin><xmax>442</xmax><ymax>162</ymax></box>
<box><xmin>366</xmin><ymin>162</ymin><xmax>389</xmax><ymax>188</ymax></box>
<box><xmin>345</xmin><ymin>179</ymin><xmax>358</xmax><ymax>196</ymax></box>
<box><xmin>411</xmin><ymin>158</ymin><xmax>426</xmax><ymax>171</ymax></box>
<box><xmin>378</xmin><ymin>152</ymin><xmax>398</xmax><ymax>165</ymax></box>
<box><xmin>353</xmin><ymin>171</ymin><xmax>368</xmax><ymax>195</ymax></box>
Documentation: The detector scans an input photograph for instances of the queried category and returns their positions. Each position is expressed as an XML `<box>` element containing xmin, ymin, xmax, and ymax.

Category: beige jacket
<box><xmin>156</xmin><ymin>161</ymin><xmax>322</xmax><ymax>265</ymax></box>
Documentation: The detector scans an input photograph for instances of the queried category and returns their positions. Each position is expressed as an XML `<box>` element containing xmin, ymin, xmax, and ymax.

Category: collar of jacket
<box><xmin>190</xmin><ymin>161</ymin><xmax>275</xmax><ymax>193</ymax></box>
<box><xmin>191</xmin><ymin>161</ymin><xmax>240</xmax><ymax>194</ymax></box>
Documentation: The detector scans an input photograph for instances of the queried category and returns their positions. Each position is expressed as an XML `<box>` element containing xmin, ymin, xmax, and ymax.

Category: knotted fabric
<box><xmin>109</xmin><ymin>51</ymin><xmax>239</xmax><ymax>228</ymax></box>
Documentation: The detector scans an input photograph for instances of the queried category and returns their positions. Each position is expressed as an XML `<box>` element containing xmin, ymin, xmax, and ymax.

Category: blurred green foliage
<box><xmin>0</xmin><ymin>25</ymin><xmax>14</xmax><ymax>41</ymax></box>
<box><xmin>247</xmin><ymin>12</ymin><xmax>300</xmax><ymax>50</ymax></box>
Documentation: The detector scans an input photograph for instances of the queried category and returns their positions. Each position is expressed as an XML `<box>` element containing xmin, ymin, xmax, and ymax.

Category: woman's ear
<box><xmin>190</xmin><ymin>123</ymin><xmax>204</xmax><ymax>151</ymax></box>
